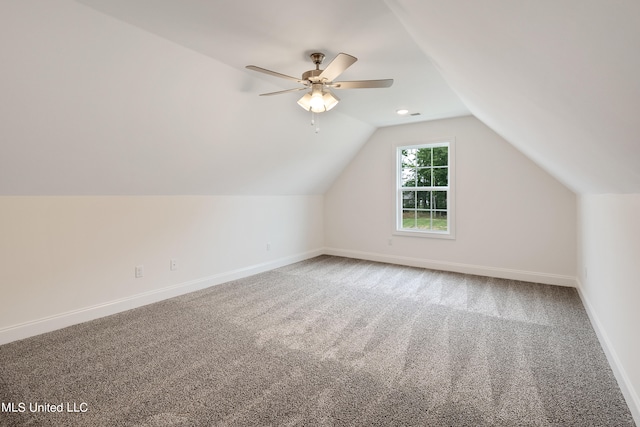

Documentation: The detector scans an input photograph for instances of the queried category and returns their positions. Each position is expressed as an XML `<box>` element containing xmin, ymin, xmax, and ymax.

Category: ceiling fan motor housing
<box><xmin>302</xmin><ymin>69</ymin><xmax>323</xmax><ymax>82</ymax></box>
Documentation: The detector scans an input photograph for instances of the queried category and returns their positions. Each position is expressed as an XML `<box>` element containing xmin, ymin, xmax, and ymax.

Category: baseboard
<box><xmin>575</xmin><ymin>278</ymin><xmax>640</xmax><ymax>426</ymax></box>
<box><xmin>323</xmin><ymin>248</ymin><xmax>577</xmax><ymax>287</ymax></box>
<box><xmin>0</xmin><ymin>249</ymin><xmax>324</xmax><ymax>346</ymax></box>
<box><xmin>0</xmin><ymin>247</ymin><xmax>578</xmax><ymax>345</ymax></box>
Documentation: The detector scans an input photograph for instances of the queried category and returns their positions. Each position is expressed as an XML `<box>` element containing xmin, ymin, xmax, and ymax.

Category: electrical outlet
<box><xmin>267</xmin><ymin>242</ymin><xmax>271</xmax><ymax>251</ymax></box>
<box><xmin>135</xmin><ymin>265</ymin><xmax>144</xmax><ymax>278</ymax></box>
<box><xmin>170</xmin><ymin>259</ymin><xmax>178</xmax><ymax>271</ymax></box>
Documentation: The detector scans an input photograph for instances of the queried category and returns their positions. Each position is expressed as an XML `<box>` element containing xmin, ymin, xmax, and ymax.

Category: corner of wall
<box><xmin>575</xmin><ymin>277</ymin><xmax>640</xmax><ymax>426</ymax></box>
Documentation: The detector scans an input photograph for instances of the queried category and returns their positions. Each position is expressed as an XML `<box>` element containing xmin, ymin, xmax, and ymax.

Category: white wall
<box><xmin>0</xmin><ymin>195</ymin><xmax>324</xmax><ymax>343</ymax></box>
<box><xmin>577</xmin><ymin>194</ymin><xmax>640</xmax><ymax>423</ymax></box>
<box><xmin>325</xmin><ymin>116</ymin><xmax>577</xmax><ymax>284</ymax></box>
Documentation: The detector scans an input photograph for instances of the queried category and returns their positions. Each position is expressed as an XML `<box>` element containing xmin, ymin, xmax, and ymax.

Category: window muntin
<box><xmin>396</xmin><ymin>142</ymin><xmax>454</xmax><ymax>238</ymax></box>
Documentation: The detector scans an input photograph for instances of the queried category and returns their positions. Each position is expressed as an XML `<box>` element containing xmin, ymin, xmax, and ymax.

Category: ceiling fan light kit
<box><xmin>297</xmin><ymin>83</ymin><xmax>339</xmax><ymax>113</ymax></box>
<box><xmin>246</xmin><ymin>52</ymin><xmax>393</xmax><ymax>129</ymax></box>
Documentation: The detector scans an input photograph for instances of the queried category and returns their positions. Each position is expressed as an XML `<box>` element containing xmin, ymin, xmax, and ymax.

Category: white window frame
<box><xmin>393</xmin><ymin>139</ymin><xmax>456</xmax><ymax>239</ymax></box>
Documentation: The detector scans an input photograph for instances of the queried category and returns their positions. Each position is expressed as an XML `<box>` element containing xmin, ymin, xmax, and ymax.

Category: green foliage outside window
<box><xmin>400</xmin><ymin>145</ymin><xmax>449</xmax><ymax>232</ymax></box>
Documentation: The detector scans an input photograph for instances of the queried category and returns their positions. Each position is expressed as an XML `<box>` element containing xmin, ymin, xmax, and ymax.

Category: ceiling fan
<box><xmin>246</xmin><ymin>52</ymin><xmax>393</xmax><ymax>113</ymax></box>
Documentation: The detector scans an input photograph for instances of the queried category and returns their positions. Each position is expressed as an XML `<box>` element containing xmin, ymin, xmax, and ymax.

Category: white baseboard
<box><xmin>324</xmin><ymin>247</ymin><xmax>577</xmax><ymax>287</ymax></box>
<box><xmin>0</xmin><ymin>247</ymin><xmax>579</xmax><ymax>346</ymax></box>
<box><xmin>575</xmin><ymin>278</ymin><xmax>640</xmax><ymax>426</ymax></box>
<box><xmin>0</xmin><ymin>249</ymin><xmax>323</xmax><ymax>346</ymax></box>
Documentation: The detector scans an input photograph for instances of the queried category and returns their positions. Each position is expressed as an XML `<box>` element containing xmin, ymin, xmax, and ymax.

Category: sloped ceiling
<box><xmin>75</xmin><ymin>0</ymin><xmax>470</xmax><ymax>127</ymax></box>
<box><xmin>3</xmin><ymin>1</ymin><xmax>636</xmax><ymax>196</ymax></box>
<box><xmin>0</xmin><ymin>0</ymin><xmax>468</xmax><ymax>196</ymax></box>
<box><xmin>385</xmin><ymin>0</ymin><xmax>640</xmax><ymax>194</ymax></box>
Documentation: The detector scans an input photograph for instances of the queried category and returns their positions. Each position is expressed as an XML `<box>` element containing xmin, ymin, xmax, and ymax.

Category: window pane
<box><xmin>402</xmin><ymin>191</ymin><xmax>416</xmax><ymax>208</ymax></box>
<box><xmin>417</xmin><ymin>168</ymin><xmax>431</xmax><ymax>186</ymax></box>
<box><xmin>433</xmin><ymin>146</ymin><xmax>448</xmax><ymax>166</ymax></box>
<box><xmin>433</xmin><ymin>191</ymin><xmax>447</xmax><ymax>209</ymax></box>
<box><xmin>433</xmin><ymin>211</ymin><xmax>448</xmax><ymax>231</ymax></box>
<box><xmin>416</xmin><ymin>191</ymin><xmax>430</xmax><ymax>209</ymax></box>
<box><xmin>415</xmin><ymin>147</ymin><xmax>432</xmax><ymax>167</ymax></box>
<box><xmin>433</xmin><ymin>167</ymin><xmax>448</xmax><ymax>186</ymax></box>
<box><xmin>402</xmin><ymin>210</ymin><xmax>416</xmax><ymax>228</ymax></box>
<box><xmin>417</xmin><ymin>210</ymin><xmax>432</xmax><ymax>230</ymax></box>
<box><xmin>401</xmin><ymin>149</ymin><xmax>417</xmax><ymax>167</ymax></box>
<box><xmin>401</xmin><ymin>168</ymin><xmax>416</xmax><ymax>187</ymax></box>
<box><xmin>397</xmin><ymin>142</ymin><xmax>452</xmax><ymax>237</ymax></box>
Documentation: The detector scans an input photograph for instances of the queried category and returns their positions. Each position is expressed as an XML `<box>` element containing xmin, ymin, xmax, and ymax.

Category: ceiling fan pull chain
<box><xmin>312</xmin><ymin>111</ymin><xmax>320</xmax><ymax>133</ymax></box>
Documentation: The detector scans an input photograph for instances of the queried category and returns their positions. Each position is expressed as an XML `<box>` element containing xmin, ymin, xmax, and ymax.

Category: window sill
<box><xmin>393</xmin><ymin>229</ymin><xmax>456</xmax><ymax>240</ymax></box>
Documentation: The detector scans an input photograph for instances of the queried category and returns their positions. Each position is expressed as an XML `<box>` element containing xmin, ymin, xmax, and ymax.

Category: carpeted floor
<box><xmin>0</xmin><ymin>255</ymin><xmax>635</xmax><ymax>426</ymax></box>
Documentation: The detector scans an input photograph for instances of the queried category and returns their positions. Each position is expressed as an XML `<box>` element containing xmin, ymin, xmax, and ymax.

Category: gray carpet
<box><xmin>0</xmin><ymin>255</ymin><xmax>635</xmax><ymax>426</ymax></box>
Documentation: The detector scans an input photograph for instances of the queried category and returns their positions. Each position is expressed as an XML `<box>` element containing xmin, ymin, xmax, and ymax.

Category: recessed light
<box><xmin>396</xmin><ymin>109</ymin><xmax>409</xmax><ymax>115</ymax></box>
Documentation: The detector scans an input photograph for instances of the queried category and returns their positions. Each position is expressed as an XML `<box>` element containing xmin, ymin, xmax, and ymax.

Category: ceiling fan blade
<box><xmin>318</xmin><ymin>53</ymin><xmax>357</xmax><ymax>82</ymax></box>
<box><xmin>246</xmin><ymin>65</ymin><xmax>303</xmax><ymax>83</ymax></box>
<box><xmin>331</xmin><ymin>79</ymin><xmax>394</xmax><ymax>89</ymax></box>
<box><xmin>259</xmin><ymin>87</ymin><xmax>308</xmax><ymax>96</ymax></box>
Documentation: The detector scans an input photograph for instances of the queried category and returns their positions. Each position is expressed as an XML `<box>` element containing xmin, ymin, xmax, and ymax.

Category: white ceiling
<box><xmin>75</xmin><ymin>0</ymin><xmax>470</xmax><ymax>127</ymax></box>
<box><xmin>2</xmin><ymin>0</ymin><xmax>638</xmax><ymax>196</ymax></box>
<box><xmin>0</xmin><ymin>1</ymin><xmax>379</xmax><ymax>195</ymax></box>
<box><xmin>386</xmin><ymin>0</ymin><xmax>640</xmax><ymax>194</ymax></box>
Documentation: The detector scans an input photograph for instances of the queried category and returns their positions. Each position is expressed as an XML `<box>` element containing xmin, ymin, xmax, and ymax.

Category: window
<box><xmin>395</xmin><ymin>141</ymin><xmax>455</xmax><ymax>238</ymax></box>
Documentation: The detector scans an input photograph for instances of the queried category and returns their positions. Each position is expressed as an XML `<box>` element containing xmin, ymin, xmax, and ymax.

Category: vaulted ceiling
<box><xmin>75</xmin><ymin>0</ymin><xmax>470</xmax><ymax>127</ymax></box>
<box><xmin>386</xmin><ymin>0</ymin><xmax>640</xmax><ymax>194</ymax></box>
<box><xmin>1</xmin><ymin>0</ymin><xmax>638</xmax><ymax>195</ymax></box>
